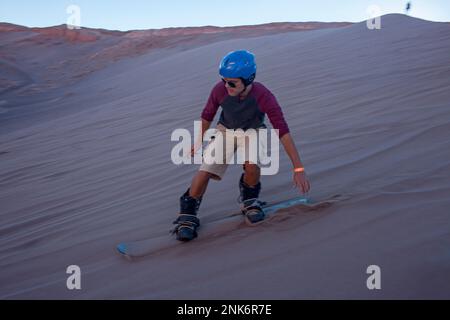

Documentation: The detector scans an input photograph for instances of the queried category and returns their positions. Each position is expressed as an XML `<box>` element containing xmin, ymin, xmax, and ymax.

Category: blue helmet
<box><xmin>219</xmin><ymin>50</ymin><xmax>256</xmax><ymax>86</ymax></box>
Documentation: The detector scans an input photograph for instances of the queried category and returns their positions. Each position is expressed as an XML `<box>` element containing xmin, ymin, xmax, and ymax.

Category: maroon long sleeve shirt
<box><xmin>201</xmin><ymin>81</ymin><xmax>290</xmax><ymax>138</ymax></box>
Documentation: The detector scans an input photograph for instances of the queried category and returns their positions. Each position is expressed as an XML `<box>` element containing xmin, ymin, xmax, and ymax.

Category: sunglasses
<box><xmin>221</xmin><ymin>78</ymin><xmax>239</xmax><ymax>88</ymax></box>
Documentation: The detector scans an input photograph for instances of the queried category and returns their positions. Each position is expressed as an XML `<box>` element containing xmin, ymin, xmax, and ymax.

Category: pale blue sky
<box><xmin>1</xmin><ymin>0</ymin><xmax>449</xmax><ymax>31</ymax></box>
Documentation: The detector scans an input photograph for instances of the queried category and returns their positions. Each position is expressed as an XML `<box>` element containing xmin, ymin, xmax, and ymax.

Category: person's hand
<box><xmin>190</xmin><ymin>144</ymin><xmax>201</xmax><ymax>157</ymax></box>
<box><xmin>293</xmin><ymin>171</ymin><xmax>311</xmax><ymax>194</ymax></box>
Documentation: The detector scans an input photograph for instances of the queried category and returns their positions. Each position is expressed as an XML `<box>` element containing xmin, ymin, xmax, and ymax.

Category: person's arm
<box><xmin>192</xmin><ymin>118</ymin><xmax>212</xmax><ymax>154</ymax></box>
<box><xmin>280</xmin><ymin>132</ymin><xmax>310</xmax><ymax>193</ymax></box>
<box><xmin>260</xmin><ymin>91</ymin><xmax>303</xmax><ymax>169</ymax></box>
<box><xmin>192</xmin><ymin>82</ymin><xmax>223</xmax><ymax>155</ymax></box>
<box><xmin>260</xmin><ymin>90</ymin><xmax>310</xmax><ymax>193</ymax></box>
<box><xmin>280</xmin><ymin>133</ymin><xmax>304</xmax><ymax>169</ymax></box>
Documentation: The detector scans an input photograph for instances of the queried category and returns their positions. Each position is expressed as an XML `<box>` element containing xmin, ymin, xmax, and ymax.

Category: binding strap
<box><xmin>171</xmin><ymin>214</ymin><xmax>200</xmax><ymax>235</ymax></box>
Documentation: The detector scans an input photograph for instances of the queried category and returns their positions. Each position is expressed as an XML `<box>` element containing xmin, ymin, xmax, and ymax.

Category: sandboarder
<box><xmin>406</xmin><ymin>2</ymin><xmax>412</xmax><ymax>15</ymax></box>
<box><xmin>172</xmin><ymin>50</ymin><xmax>311</xmax><ymax>241</ymax></box>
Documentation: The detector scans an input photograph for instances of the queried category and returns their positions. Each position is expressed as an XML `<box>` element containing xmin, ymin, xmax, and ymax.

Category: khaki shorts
<box><xmin>199</xmin><ymin>123</ymin><xmax>267</xmax><ymax>180</ymax></box>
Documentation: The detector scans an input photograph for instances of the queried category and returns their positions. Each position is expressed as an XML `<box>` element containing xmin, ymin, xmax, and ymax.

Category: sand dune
<box><xmin>0</xmin><ymin>20</ymin><xmax>351</xmax><ymax>133</ymax></box>
<box><xmin>0</xmin><ymin>21</ymin><xmax>349</xmax><ymax>94</ymax></box>
<box><xmin>0</xmin><ymin>14</ymin><xmax>449</xmax><ymax>299</ymax></box>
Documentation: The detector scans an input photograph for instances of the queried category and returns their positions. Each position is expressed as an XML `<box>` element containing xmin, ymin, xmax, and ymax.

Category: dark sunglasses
<box><xmin>222</xmin><ymin>78</ymin><xmax>239</xmax><ymax>88</ymax></box>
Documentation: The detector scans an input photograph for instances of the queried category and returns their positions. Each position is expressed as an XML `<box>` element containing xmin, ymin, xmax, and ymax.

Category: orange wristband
<box><xmin>294</xmin><ymin>167</ymin><xmax>305</xmax><ymax>173</ymax></box>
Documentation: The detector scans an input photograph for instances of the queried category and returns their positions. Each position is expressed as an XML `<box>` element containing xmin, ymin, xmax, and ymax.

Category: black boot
<box><xmin>172</xmin><ymin>189</ymin><xmax>202</xmax><ymax>241</ymax></box>
<box><xmin>239</xmin><ymin>173</ymin><xmax>265</xmax><ymax>224</ymax></box>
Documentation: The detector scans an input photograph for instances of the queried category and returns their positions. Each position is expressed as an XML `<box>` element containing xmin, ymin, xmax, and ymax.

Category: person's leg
<box><xmin>189</xmin><ymin>170</ymin><xmax>215</xmax><ymax>199</ymax></box>
<box><xmin>173</xmin><ymin>173</ymin><xmax>209</xmax><ymax>242</ymax></box>
<box><xmin>173</xmin><ymin>139</ymin><xmax>228</xmax><ymax>241</ymax></box>
<box><xmin>191</xmin><ymin>123</ymin><xmax>230</xmax><ymax>199</ymax></box>
<box><xmin>243</xmin><ymin>161</ymin><xmax>261</xmax><ymax>186</ymax></box>
<box><xmin>239</xmin><ymin>161</ymin><xmax>264</xmax><ymax>224</ymax></box>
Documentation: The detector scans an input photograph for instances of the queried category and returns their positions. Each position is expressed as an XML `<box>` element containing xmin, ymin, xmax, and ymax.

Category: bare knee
<box><xmin>198</xmin><ymin>170</ymin><xmax>219</xmax><ymax>181</ymax></box>
<box><xmin>243</xmin><ymin>162</ymin><xmax>260</xmax><ymax>175</ymax></box>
